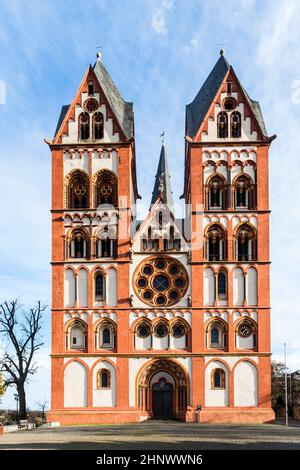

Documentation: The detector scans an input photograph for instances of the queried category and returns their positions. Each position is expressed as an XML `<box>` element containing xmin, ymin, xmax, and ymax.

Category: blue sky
<box><xmin>0</xmin><ymin>0</ymin><xmax>300</xmax><ymax>409</ymax></box>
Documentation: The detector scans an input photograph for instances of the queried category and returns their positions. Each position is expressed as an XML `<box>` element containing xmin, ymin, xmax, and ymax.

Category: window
<box><xmin>211</xmin><ymin>369</ymin><xmax>225</xmax><ymax>389</ymax></box>
<box><xmin>95</xmin><ymin>273</ymin><xmax>104</xmax><ymax>301</ymax></box>
<box><xmin>217</xmin><ymin>112</ymin><xmax>228</xmax><ymax>138</ymax></box>
<box><xmin>88</xmin><ymin>81</ymin><xmax>94</xmax><ymax>95</ymax></box>
<box><xmin>154</xmin><ymin>323</ymin><xmax>168</xmax><ymax>338</ymax></box>
<box><xmin>97</xmin><ymin>237</ymin><xmax>116</xmax><ymax>258</ymax></box>
<box><xmin>93</xmin><ymin>112</ymin><xmax>104</xmax><ymax>139</ymax></box>
<box><xmin>67</xmin><ymin>322</ymin><xmax>86</xmax><ymax>350</ymax></box>
<box><xmin>234</xmin><ymin>174</ymin><xmax>255</xmax><ymax>210</ymax></box>
<box><xmin>211</xmin><ymin>328</ymin><xmax>219</xmax><ymax>345</ymax></box>
<box><xmin>231</xmin><ymin>111</ymin><xmax>241</xmax><ymax>138</ymax></box>
<box><xmin>97</xmin><ymin>369</ymin><xmax>111</xmax><ymax>389</ymax></box>
<box><xmin>68</xmin><ymin>230</ymin><xmax>89</xmax><ymax>259</ymax></box>
<box><xmin>94</xmin><ymin>170</ymin><xmax>118</xmax><ymax>207</ymax></box>
<box><xmin>206</xmin><ymin>224</ymin><xmax>227</xmax><ymax>261</ymax></box>
<box><xmin>207</xmin><ymin>321</ymin><xmax>227</xmax><ymax>349</ymax></box>
<box><xmin>79</xmin><ymin>112</ymin><xmax>90</xmax><ymax>140</ymax></box>
<box><xmin>227</xmin><ymin>81</ymin><xmax>232</xmax><ymax>94</ymax></box>
<box><xmin>207</xmin><ymin>175</ymin><xmax>227</xmax><ymax>210</ymax></box>
<box><xmin>136</xmin><ymin>322</ymin><xmax>151</xmax><ymax>338</ymax></box>
<box><xmin>65</xmin><ymin>170</ymin><xmax>89</xmax><ymax>209</ymax></box>
<box><xmin>102</xmin><ymin>328</ymin><xmax>111</xmax><ymax>345</ymax></box>
<box><xmin>97</xmin><ymin>321</ymin><xmax>115</xmax><ymax>349</ymax></box>
<box><xmin>217</xmin><ymin>270</ymin><xmax>227</xmax><ymax>300</ymax></box>
<box><xmin>172</xmin><ymin>322</ymin><xmax>185</xmax><ymax>338</ymax></box>
<box><xmin>235</xmin><ymin>224</ymin><xmax>257</xmax><ymax>261</ymax></box>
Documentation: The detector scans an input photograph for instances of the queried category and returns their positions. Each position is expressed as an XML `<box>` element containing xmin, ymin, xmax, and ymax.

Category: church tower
<box><xmin>183</xmin><ymin>50</ymin><xmax>275</xmax><ymax>422</ymax></box>
<box><xmin>46</xmin><ymin>52</ymin><xmax>139</xmax><ymax>424</ymax></box>
<box><xmin>46</xmin><ymin>51</ymin><xmax>274</xmax><ymax>425</ymax></box>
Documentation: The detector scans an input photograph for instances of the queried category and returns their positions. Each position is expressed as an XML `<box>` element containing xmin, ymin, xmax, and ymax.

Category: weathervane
<box><xmin>160</xmin><ymin>131</ymin><xmax>165</xmax><ymax>145</ymax></box>
<box><xmin>96</xmin><ymin>46</ymin><xmax>102</xmax><ymax>62</ymax></box>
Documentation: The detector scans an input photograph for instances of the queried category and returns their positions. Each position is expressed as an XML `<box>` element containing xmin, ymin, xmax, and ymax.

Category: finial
<box><xmin>160</xmin><ymin>131</ymin><xmax>165</xmax><ymax>145</ymax></box>
<box><xmin>220</xmin><ymin>48</ymin><xmax>225</xmax><ymax>56</ymax></box>
<box><xmin>96</xmin><ymin>48</ymin><xmax>102</xmax><ymax>62</ymax></box>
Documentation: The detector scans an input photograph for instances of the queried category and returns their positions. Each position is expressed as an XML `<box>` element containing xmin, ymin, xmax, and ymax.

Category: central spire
<box><xmin>150</xmin><ymin>141</ymin><xmax>174</xmax><ymax>213</ymax></box>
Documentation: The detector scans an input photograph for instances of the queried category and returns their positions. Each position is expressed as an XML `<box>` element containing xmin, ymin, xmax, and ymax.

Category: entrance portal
<box><xmin>137</xmin><ymin>358</ymin><xmax>189</xmax><ymax>420</ymax></box>
<box><xmin>152</xmin><ymin>379</ymin><xmax>174</xmax><ymax>420</ymax></box>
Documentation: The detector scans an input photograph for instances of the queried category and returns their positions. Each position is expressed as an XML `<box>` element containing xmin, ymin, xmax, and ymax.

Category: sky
<box><xmin>0</xmin><ymin>0</ymin><xmax>300</xmax><ymax>409</ymax></box>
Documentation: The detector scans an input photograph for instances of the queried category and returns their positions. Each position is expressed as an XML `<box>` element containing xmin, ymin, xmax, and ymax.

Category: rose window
<box><xmin>133</xmin><ymin>256</ymin><xmax>188</xmax><ymax>307</ymax></box>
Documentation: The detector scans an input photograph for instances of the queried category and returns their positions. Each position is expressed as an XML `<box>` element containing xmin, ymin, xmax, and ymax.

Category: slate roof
<box><xmin>150</xmin><ymin>143</ymin><xmax>174</xmax><ymax>212</ymax></box>
<box><xmin>186</xmin><ymin>53</ymin><xmax>268</xmax><ymax>138</ymax></box>
<box><xmin>93</xmin><ymin>59</ymin><xmax>134</xmax><ymax>139</ymax></box>
<box><xmin>54</xmin><ymin>104</ymin><xmax>69</xmax><ymax>138</ymax></box>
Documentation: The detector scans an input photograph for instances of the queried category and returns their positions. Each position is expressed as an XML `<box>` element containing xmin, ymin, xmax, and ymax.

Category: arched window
<box><xmin>97</xmin><ymin>234</ymin><xmax>116</xmax><ymax>258</ymax></box>
<box><xmin>207</xmin><ymin>321</ymin><xmax>227</xmax><ymax>349</ymax></box>
<box><xmin>68</xmin><ymin>230</ymin><xmax>89</xmax><ymax>259</ymax></box>
<box><xmin>67</xmin><ymin>321</ymin><xmax>87</xmax><ymax>350</ymax></box>
<box><xmin>231</xmin><ymin>111</ymin><xmax>241</xmax><ymax>138</ymax></box>
<box><xmin>207</xmin><ymin>175</ymin><xmax>227</xmax><ymax>210</ymax></box>
<box><xmin>93</xmin><ymin>170</ymin><xmax>118</xmax><ymax>207</ymax></box>
<box><xmin>96</xmin><ymin>321</ymin><xmax>116</xmax><ymax>349</ymax></box>
<box><xmin>65</xmin><ymin>170</ymin><xmax>89</xmax><ymax>209</ymax></box>
<box><xmin>79</xmin><ymin>112</ymin><xmax>90</xmax><ymax>140</ymax></box>
<box><xmin>95</xmin><ymin>272</ymin><xmax>104</xmax><ymax>301</ymax></box>
<box><xmin>211</xmin><ymin>368</ymin><xmax>225</xmax><ymax>389</ymax></box>
<box><xmin>206</xmin><ymin>224</ymin><xmax>227</xmax><ymax>261</ymax></box>
<box><xmin>97</xmin><ymin>369</ymin><xmax>111</xmax><ymax>389</ymax></box>
<box><xmin>217</xmin><ymin>112</ymin><xmax>228</xmax><ymax>138</ymax></box>
<box><xmin>211</xmin><ymin>328</ymin><xmax>219</xmax><ymax>344</ymax></box>
<box><xmin>93</xmin><ymin>112</ymin><xmax>104</xmax><ymax>139</ymax></box>
<box><xmin>217</xmin><ymin>269</ymin><xmax>227</xmax><ymax>301</ymax></box>
<box><xmin>235</xmin><ymin>224</ymin><xmax>257</xmax><ymax>261</ymax></box>
<box><xmin>234</xmin><ymin>174</ymin><xmax>255</xmax><ymax>209</ymax></box>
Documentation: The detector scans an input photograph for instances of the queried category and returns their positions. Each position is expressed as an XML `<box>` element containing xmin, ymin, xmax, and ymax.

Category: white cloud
<box><xmin>151</xmin><ymin>0</ymin><xmax>174</xmax><ymax>35</ymax></box>
<box><xmin>183</xmin><ymin>32</ymin><xmax>202</xmax><ymax>54</ymax></box>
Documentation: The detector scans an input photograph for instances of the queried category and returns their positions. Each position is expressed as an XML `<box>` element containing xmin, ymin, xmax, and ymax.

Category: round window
<box><xmin>172</xmin><ymin>323</ymin><xmax>185</xmax><ymax>338</ymax></box>
<box><xmin>153</xmin><ymin>274</ymin><xmax>169</xmax><ymax>292</ymax></box>
<box><xmin>137</xmin><ymin>277</ymin><xmax>147</xmax><ymax>288</ymax></box>
<box><xmin>169</xmin><ymin>264</ymin><xmax>179</xmax><ymax>275</ymax></box>
<box><xmin>223</xmin><ymin>97</ymin><xmax>237</xmax><ymax>111</ymax></box>
<box><xmin>133</xmin><ymin>256</ymin><xmax>189</xmax><ymax>307</ymax></box>
<box><xmin>155</xmin><ymin>323</ymin><xmax>168</xmax><ymax>338</ymax></box>
<box><xmin>137</xmin><ymin>323</ymin><xmax>150</xmax><ymax>338</ymax></box>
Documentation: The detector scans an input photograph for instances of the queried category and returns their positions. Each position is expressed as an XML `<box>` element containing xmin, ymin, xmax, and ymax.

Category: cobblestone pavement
<box><xmin>1</xmin><ymin>420</ymin><xmax>300</xmax><ymax>450</ymax></box>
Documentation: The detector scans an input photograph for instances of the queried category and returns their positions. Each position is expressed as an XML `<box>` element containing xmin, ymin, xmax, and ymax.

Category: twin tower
<box><xmin>46</xmin><ymin>51</ymin><xmax>275</xmax><ymax>425</ymax></box>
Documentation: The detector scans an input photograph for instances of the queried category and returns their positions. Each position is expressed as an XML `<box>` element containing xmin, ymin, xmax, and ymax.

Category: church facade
<box><xmin>46</xmin><ymin>51</ymin><xmax>275</xmax><ymax>425</ymax></box>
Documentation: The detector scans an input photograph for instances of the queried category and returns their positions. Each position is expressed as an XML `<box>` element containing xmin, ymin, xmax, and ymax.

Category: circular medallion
<box><xmin>133</xmin><ymin>256</ymin><xmax>189</xmax><ymax>307</ymax></box>
<box><xmin>222</xmin><ymin>97</ymin><xmax>237</xmax><ymax>111</ymax></box>
<box><xmin>238</xmin><ymin>320</ymin><xmax>252</xmax><ymax>338</ymax></box>
<box><xmin>83</xmin><ymin>97</ymin><xmax>99</xmax><ymax>113</ymax></box>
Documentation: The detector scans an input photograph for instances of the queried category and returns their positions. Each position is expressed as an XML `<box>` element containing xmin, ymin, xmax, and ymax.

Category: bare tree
<box><xmin>0</xmin><ymin>372</ymin><xmax>5</xmax><ymax>404</ymax></box>
<box><xmin>0</xmin><ymin>300</ymin><xmax>46</xmax><ymax>419</ymax></box>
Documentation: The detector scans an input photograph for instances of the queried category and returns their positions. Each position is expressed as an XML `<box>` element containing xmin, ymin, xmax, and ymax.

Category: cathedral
<box><xmin>46</xmin><ymin>50</ymin><xmax>275</xmax><ymax>425</ymax></box>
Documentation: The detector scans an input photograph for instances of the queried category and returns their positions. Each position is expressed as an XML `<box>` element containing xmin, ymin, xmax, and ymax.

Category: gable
<box><xmin>54</xmin><ymin>64</ymin><xmax>133</xmax><ymax>144</ymax></box>
<box><xmin>186</xmin><ymin>55</ymin><xmax>269</xmax><ymax>143</ymax></box>
<box><xmin>133</xmin><ymin>199</ymin><xmax>187</xmax><ymax>251</ymax></box>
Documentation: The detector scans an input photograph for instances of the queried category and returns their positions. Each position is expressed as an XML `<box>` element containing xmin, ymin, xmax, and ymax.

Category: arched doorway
<box><xmin>152</xmin><ymin>378</ymin><xmax>174</xmax><ymax>419</ymax></box>
<box><xmin>137</xmin><ymin>359</ymin><xmax>189</xmax><ymax>420</ymax></box>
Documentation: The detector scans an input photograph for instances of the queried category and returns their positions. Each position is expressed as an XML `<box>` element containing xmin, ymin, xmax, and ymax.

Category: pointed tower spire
<box><xmin>150</xmin><ymin>141</ymin><xmax>174</xmax><ymax>212</ymax></box>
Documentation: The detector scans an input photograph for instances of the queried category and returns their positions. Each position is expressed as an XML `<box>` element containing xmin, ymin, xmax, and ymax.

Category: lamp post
<box><xmin>14</xmin><ymin>393</ymin><xmax>19</xmax><ymax>423</ymax></box>
<box><xmin>284</xmin><ymin>343</ymin><xmax>288</xmax><ymax>426</ymax></box>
